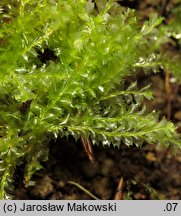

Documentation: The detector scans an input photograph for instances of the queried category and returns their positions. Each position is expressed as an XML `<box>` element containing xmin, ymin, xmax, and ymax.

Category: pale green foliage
<box><xmin>142</xmin><ymin>4</ymin><xmax>181</xmax><ymax>79</ymax></box>
<box><xmin>166</xmin><ymin>5</ymin><xmax>181</xmax><ymax>43</ymax></box>
<box><xmin>0</xmin><ymin>0</ymin><xmax>180</xmax><ymax>199</ymax></box>
<box><xmin>160</xmin><ymin>5</ymin><xmax>181</xmax><ymax>79</ymax></box>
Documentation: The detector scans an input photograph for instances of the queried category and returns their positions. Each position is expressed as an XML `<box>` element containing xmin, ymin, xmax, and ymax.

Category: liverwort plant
<box><xmin>0</xmin><ymin>0</ymin><xmax>180</xmax><ymax>199</ymax></box>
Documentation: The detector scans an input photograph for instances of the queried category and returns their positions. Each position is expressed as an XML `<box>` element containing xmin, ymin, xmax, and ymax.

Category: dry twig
<box><xmin>165</xmin><ymin>70</ymin><xmax>172</xmax><ymax>120</ymax></box>
<box><xmin>80</xmin><ymin>133</ymin><xmax>95</xmax><ymax>163</ymax></box>
<box><xmin>114</xmin><ymin>177</ymin><xmax>124</xmax><ymax>200</ymax></box>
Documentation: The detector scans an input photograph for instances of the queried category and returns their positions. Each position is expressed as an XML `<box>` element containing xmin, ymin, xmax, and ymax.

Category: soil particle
<box><xmin>81</xmin><ymin>161</ymin><xmax>98</xmax><ymax>178</ymax></box>
<box><xmin>30</xmin><ymin>175</ymin><xmax>54</xmax><ymax>198</ymax></box>
<box><xmin>100</xmin><ymin>159</ymin><xmax>115</xmax><ymax>176</ymax></box>
<box><xmin>92</xmin><ymin>177</ymin><xmax>112</xmax><ymax>199</ymax></box>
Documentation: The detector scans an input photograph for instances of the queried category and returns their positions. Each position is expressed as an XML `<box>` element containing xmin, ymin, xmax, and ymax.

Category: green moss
<box><xmin>0</xmin><ymin>0</ymin><xmax>180</xmax><ymax>199</ymax></box>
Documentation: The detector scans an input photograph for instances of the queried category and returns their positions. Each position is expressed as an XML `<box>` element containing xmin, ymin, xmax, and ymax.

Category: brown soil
<box><xmin>14</xmin><ymin>138</ymin><xmax>181</xmax><ymax>200</ymax></box>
